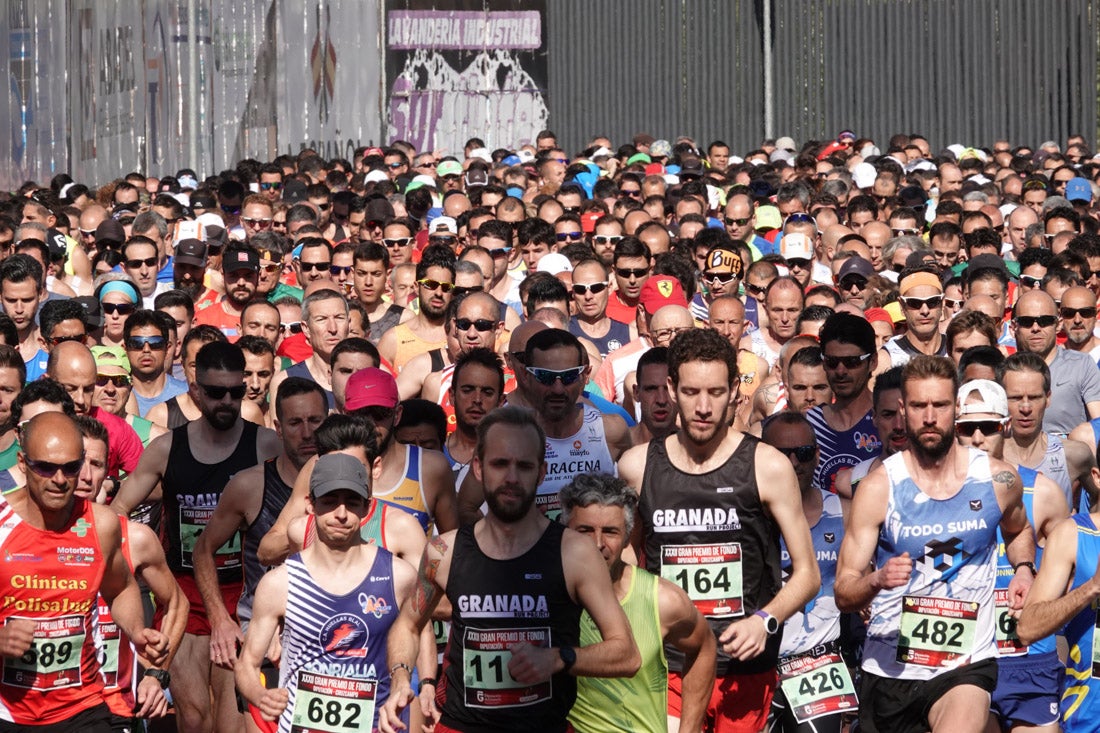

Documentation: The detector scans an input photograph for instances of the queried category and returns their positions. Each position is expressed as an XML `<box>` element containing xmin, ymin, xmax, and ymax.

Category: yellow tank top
<box><xmin>392</xmin><ymin>322</ymin><xmax>446</xmax><ymax>373</ymax></box>
<box><xmin>373</xmin><ymin>444</ymin><xmax>433</xmax><ymax>535</ymax></box>
<box><xmin>570</xmin><ymin>567</ymin><xmax>667</xmax><ymax>733</ymax></box>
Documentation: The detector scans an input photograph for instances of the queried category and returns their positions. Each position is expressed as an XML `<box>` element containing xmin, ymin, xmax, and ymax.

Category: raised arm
<box><xmin>111</xmin><ymin>432</ymin><xmax>171</xmax><ymax>516</ymax></box>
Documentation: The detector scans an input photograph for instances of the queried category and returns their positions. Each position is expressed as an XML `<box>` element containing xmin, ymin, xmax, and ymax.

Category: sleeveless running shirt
<box><xmin>639</xmin><ymin>435</ymin><xmax>782</xmax><ymax>676</ymax></box>
<box><xmin>440</xmin><ymin>522</ymin><xmax>581</xmax><ymax>733</ymax></box>
<box><xmin>883</xmin><ymin>334</ymin><xmax>948</xmax><ymax>367</ymax></box>
<box><xmin>285</xmin><ymin>361</ymin><xmax>335</xmax><ymax>411</ymax></box>
<box><xmin>162</xmin><ymin>421</ymin><xmax>260</xmax><ymax>585</ymax></box>
<box><xmin>779</xmin><ymin>491</ymin><xmax>845</xmax><ymax>656</ymax></box>
<box><xmin>94</xmin><ymin>517</ymin><xmax>137</xmax><ymax>719</ymax></box>
<box><xmin>863</xmin><ymin>449</ymin><xmax>1001</xmax><ymax>681</ymax></box>
<box><xmin>1061</xmin><ymin>513</ymin><xmax>1100</xmax><ymax>731</ymax></box>
<box><xmin>537</xmin><ymin>405</ymin><xmax>617</xmax><ymax>521</ymax></box>
<box><xmin>392</xmin><ymin>323</ymin><xmax>445</xmax><ymax>373</ymax></box>
<box><xmin>373</xmin><ymin>444</ymin><xmax>433</xmax><ymax>534</ymax></box>
<box><xmin>1033</xmin><ymin>434</ymin><xmax>1075</xmax><ymax>510</ymax></box>
<box><xmin>569</xmin><ymin>567</ymin><xmax>666</xmax><ymax>733</ymax></box>
<box><xmin>369</xmin><ymin>304</ymin><xmax>405</xmax><ymax>345</ymax></box>
<box><xmin>238</xmin><ymin>459</ymin><xmax>295</xmax><ymax>623</ymax></box>
<box><xmin>568</xmin><ymin>316</ymin><xmax>631</xmax><ymax>357</ymax></box>
<box><xmin>0</xmin><ymin>497</ymin><xmax>106</xmax><ymax>726</ymax></box>
<box><xmin>805</xmin><ymin>406</ymin><xmax>881</xmax><ymax>495</ymax></box>
<box><xmin>278</xmin><ymin>550</ymin><xmax>399</xmax><ymax>733</ymax></box>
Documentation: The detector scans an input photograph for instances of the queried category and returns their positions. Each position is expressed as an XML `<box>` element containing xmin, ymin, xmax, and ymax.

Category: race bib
<box><xmin>2</xmin><ymin>615</ymin><xmax>86</xmax><ymax>690</ymax></box>
<box><xmin>179</xmin><ymin>504</ymin><xmax>241</xmax><ymax>570</ymax></box>
<box><xmin>660</xmin><ymin>543</ymin><xmax>743</xmax><ymax>617</ymax></box>
<box><xmin>534</xmin><ymin>493</ymin><xmax>562</xmax><ymax>523</ymax></box>
<box><xmin>1091</xmin><ymin>607</ymin><xmax>1100</xmax><ymax>678</ymax></box>
<box><xmin>433</xmin><ymin>619</ymin><xmax>450</xmax><ymax>662</ymax></box>
<box><xmin>896</xmin><ymin>596</ymin><xmax>978</xmax><ymax>667</ymax></box>
<box><xmin>462</xmin><ymin>627</ymin><xmax>551</xmax><ymax>709</ymax></box>
<box><xmin>778</xmin><ymin>651</ymin><xmax>858</xmax><ymax>724</ymax></box>
<box><xmin>994</xmin><ymin>588</ymin><xmax>1027</xmax><ymax>657</ymax></box>
<box><xmin>94</xmin><ymin>600</ymin><xmax>122</xmax><ymax>689</ymax></box>
<box><xmin>290</xmin><ymin>671</ymin><xmax>376</xmax><ymax>733</ymax></box>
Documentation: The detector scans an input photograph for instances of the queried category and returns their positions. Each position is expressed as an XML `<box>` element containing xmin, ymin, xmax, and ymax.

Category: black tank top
<box><xmin>285</xmin><ymin>361</ymin><xmax>335</xmax><ymax>410</ymax></box>
<box><xmin>369</xmin><ymin>304</ymin><xmax>404</xmax><ymax>344</ymax></box>
<box><xmin>440</xmin><ymin>522</ymin><xmax>580</xmax><ymax>733</ymax></box>
<box><xmin>639</xmin><ymin>435</ymin><xmax>782</xmax><ymax>676</ymax></box>
<box><xmin>161</xmin><ymin>420</ymin><xmax>260</xmax><ymax>584</ymax></box>
<box><xmin>238</xmin><ymin>458</ymin><xmax>295</xmax><ymax>621</ymax></box>
<box><xmin>166</xmin><ymin>396</ymin><xmax>188</xmax><ymax>430</ymax></box>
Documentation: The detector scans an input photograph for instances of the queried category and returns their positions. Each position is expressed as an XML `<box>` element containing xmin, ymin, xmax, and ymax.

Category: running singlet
<box><xmin>1061</xmin><ymin>513</ymin><xmax>1100</xmax><ymax>731</ymax></box>
<box><xmin>372</xmin><ymin>444</ymin><xmax>432</xmax><ymax>534</ymax></box>
<box><xmin>1032</xmin><ymin>434</ymin><xmax>1074</xmax><ymax>511</ymax></box>
<box><xmin>537</xmin><ymin>405</ymin><xmax>617</xmax><ymax>521</ymax></box>
<box><xmin>285</xmin><ymin>361</ymin><xmax>335</xmax><ymax>411</ymax></box>
<box><xmin>750</xmin><ymin>329</ymin><xmax>780</xmax><ymax>370</ymax></box>
<box><xmin>779</xmin><ymin>491</ymin><xmax>845</xmax><ymax>656</ymax></box>
<box><xmin>278</xmin><ymin>550</ymin><xmax>398</xmax><ymax>733</ymax></box>
<box><xmin>440</xmin><ymin>522</ymin><xmax>581</xmax><ymax>733</ymax></box>
<box><xmin>391</xmin><ymin>323</ymin><xmax>445</xmax><ymax>373</ymax></box>
<box><xmin>639</xmin><ymin>435</ymin><xmax>782</xmax><ymax>676</ymax></box>
<box><xmin>0</xmin><ymin>497</ymin><xmax>106</xmax><ymax>725</ymax></box>
<box><xmin>882</xmin><ymin>334</ymin><xmax>948</xmax><ymax>367</ymax></box>
<box><xmin>161</xmin><ymin>421</ymin><xmax>260</xmax><ymax>584</ymax></box>
<box><xmin>862</xmin><ymin>449</ymin><xmax>1001</xmax><ymax>681</ymax></box>
<box><xmin>94</xmin><ymin>517</ymin><xmax>137</xmax><ymax>719</ymax></box>
<box><xmin>569</xmin><ymin>567</ymin><xmax>667</xmax><ymax>733</ymax></box>
<box><xmin>568</xmin><ymin>316</ymin><xmax>631</xmax><ymax>356</ymax></box>
<box><xmin>369</xmin><ymin>304</ymin><xmax>405</xmax><ymax>345</ymax></box>
<box><xmin>239</xmin><ymin>459</ymin><xmax>295</xmax><ymax>623</ymax></box>
<box><xmin>805</xmin><ymin>406</ymin><xmax>881</xmax><ymax>495</ymax></box>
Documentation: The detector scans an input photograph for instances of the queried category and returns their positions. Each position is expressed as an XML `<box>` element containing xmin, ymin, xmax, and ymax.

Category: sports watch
<box><xmin>754</xmin><ymin>610</ymin><xmax>780</xmax><ymax>635</ymax></box>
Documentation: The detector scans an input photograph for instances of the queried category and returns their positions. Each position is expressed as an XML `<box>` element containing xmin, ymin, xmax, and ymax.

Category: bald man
<box><xmin>861</xmin><ymin>221</ymin><xmax>891</xmax><ymax>272</ymax></box>
<box><xmin>46</xmin><ymin>341</ymin><xmax>143</xmax><ymax>479</ymax></box>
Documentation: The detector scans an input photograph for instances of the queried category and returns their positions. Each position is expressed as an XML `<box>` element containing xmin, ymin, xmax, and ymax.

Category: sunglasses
<box><xmin>725</xmin><ymin>216</ymin><xmax>751</xmax><ymax>227</ymax></box>
<box><xmin>281</xmin><ymin>321</ymin><xmax>303</xmax><ymax>335</ymax></box>
<box><xmin>822</xmin><ymin>352</ymin><xmax>872</xmax><ymax>370</ymax></box>
<box><xmin>48</xmin><ymin>334</ymin><xmax>85</xmax><ymax>347</ymax></box>
<box><xmin>79</xmin><ymin>228</ymin><xmax>96</xmax><ymax>238</ymax></box>
<box><xmin>126</xmin><ymin>257</ymin><xmax>158</xmax><ymax>269</ymax></box>
<box><xmin>387</xmin><ymin>162</ymin><xmax>405</xmax><ymax>169</ymax></box>
<box><xmin>784</xmin><ymin>213</ymin><xmax>815</xmax><ymax>226</ymax></box>
<box><xmin>220</xmin><ymin>204</ymin><xmax>242</xmax><ymax>215</ymax></box>
<box><xmin>242</xmin><ymin>217</ymin><xmax>272</xmax><ymax>229</ymax></box>
<box><xmin>199</xmin><ymin>383</ymin><xmax>247</xmax><ymax>400</ymax></box>
<box><xmin>260</xmin><ymin>262</ymin><xmax>282</xmax><ymax>273</ymax></box>
<box><xmin>429</xmin><ymin>236</ymin><xmax>457</xmax><ymax>247</ymax></box>
<box><xmin>330</xmin><ymin>265</ymin><xmax>353</xmax><ymax>276</ymax></box>
<box><xmin>366</xmin><ymin>220</ymin><xmax>386</xmax><ymax>230</ymax></box>
<box><xmin>892</xmin><ymin>227</ymin><xmax>921</xmax><ymax>236</ymax></box>
<box><xmin>786</xmin><ymin>258</ymin><xmax>811</xmax><ymax>270</ymax></box>
<box><xmin>125</xmin><ymin>335</ymin><xmax>167</xmax><ymax>351</ymax></box>
<box><xmin>526</xmin><ymin>365</ymin><xmax>586</xmax><ymax>386</ymax></box>
<box><xmin>621</xmin><ymin>189</ymin><xmax>641</xmax><ymax>198</ymax></box>
<box><xmin>616</xmin><ymin>267</ymin><xmax>648</xmax><ymax>279</ymax></box>
<box><xmin>451</xmin><ymin>286</ymin><xmax>483</xmax><ymax>297</ymax></box>
<box><xmin>573</xmin><ymin>282</ymin><xmax>609</xmax><ymax>296</ymax></box>
<box><xmin>418</xmin><ymin>278</ymin><xmax>455</xmax><ymax>293</ymax></box>
<box><xmin>1061</xmin><ymin>306</ymin><xmax>1098</xmax><ymax>319</ymax></box>
<box><xmin>383</xmin><ymin>238</ymin><xmax>411</xmax><ymax>248</ymax></box>
<box><xmin>96</xmin><ymin>373</ymin><xmax>132</xmax><ymax>389</ymax></box>
<box><xmin>1020</xmin><ymin>275</ymin><xmax>1044</xmax><ymax>288</ymax></box>
<box><xmin>556</xmin><ymin>232</ymin><xmax>584</xmax><ymax>242</ymax></box>
<box><xmin>1014</xmin><ymin>315</ymin><xmax>1058</xmax><ymax>328</ymax></box>
<box><xmin>259</xmin><ymin>181</ymin><xmax>282</xmax><ymax>191</ymax></box>
<box><xmin>316</xmin><ymin>203</ymin><xmax>332</xmax><ymax>211</ymax></box>
<box><xmin>488</xmin><ymin>247</ymin><xmax>513</xmax><ymax>258</ymax></box>
<box><xmin>593</xmin><ymin>235</ymin><xmax>623</xmax><ymax>245</ymax></box>
<box><xmin>901</xmin><ymin>295</ymin><xmax>944</xmax><ymax>311</ymax></box>
<box><xmin>839</xmin><ymin>276</ymin><xmax>868</xmax><ymax>290</ymax></box>
<box><xmin>652</xmin><ymin>326</ymin><xmax>693</xmax><ymax>342</ymax></box>
<box><xmin>703</xmin><ymin>272</ymin><xmax>738</xmax><ymax>285</ymax></box>
<box><xmin>24</xmin><ymin>456</ymin><xmax>84</xmax><ymax>478</ymax></box>
<box><xmin>955</xmin><ymin>420</ymin><xmax>1004</xmax><ymax>437</ymax></box>
<box><xmin>944</xmin><ymin>298</ymin><xmax>964</xmax><ymax>310</ymax></box>
<box><xmin>101</xmin><ymin>302</ymin><xmax>137</xmax><ymax>316</ymax></box>
<box><xmin>299</xmin><ymin>261</ymin><xmax>331</xmax><ymax>272</ymax></box>
<box><xmin>777</xmin><ymin>444</ymin><xmax>816</xmax><ymax>463</ymax></box>
<box><xmin>454</xmin><ymin>318</ymin><xmax>496</xmax><ymax>332</ymax></box>
<box><xmin>745</xmin><ymin>282</ymin><xmax>767</xmax><ymax>297</ymax></box>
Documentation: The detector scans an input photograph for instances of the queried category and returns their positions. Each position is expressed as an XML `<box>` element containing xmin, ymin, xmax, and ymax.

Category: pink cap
<box><xmin>345</xmin><ymin>368</ymin><xmax>399</xmax><ymax>412</ymax></box>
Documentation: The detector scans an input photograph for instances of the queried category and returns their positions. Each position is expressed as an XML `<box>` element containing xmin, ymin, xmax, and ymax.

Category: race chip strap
<box><xmin>462</xmin><ymin>627</ymin><xmax>552</xmax><ymax>709</ymax></box>
<box><xmin>778</xmin><ymin>650</ymin><xmax>858</xmax><ymax>724</ymax></box>
<box><xmin>896</xmin><ymin>595</ymin><xmax>979</xmax><ymax>667</ymax></box>
<box><xmin>659</xmin><ymin>543</ymin><xmax>744</xmax><ymax>618</ymax></box>
<box><xmin>290</xmin><ymin>671</ymin><xmax>376</xmax><ymax>733</ymax></box>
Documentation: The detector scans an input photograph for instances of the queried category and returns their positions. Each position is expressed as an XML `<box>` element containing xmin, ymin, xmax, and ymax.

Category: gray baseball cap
<box><xmin>309</xmin><ymin>453</ymin><xmax>370</xmax><ymax>501</ymax></box>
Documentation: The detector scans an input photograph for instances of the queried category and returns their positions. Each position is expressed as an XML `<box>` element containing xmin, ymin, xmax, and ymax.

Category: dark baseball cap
<box><xmin>837</xmin><ymin>257</ymin><xmax>874</xmax><ymax>280</ymax></box>
<box><xmin>223</xmin><ymin>247</ymin><xmax>259</xmax><ymax>273</ymax></box>
<box><xmin>95</xmin><ymin>219</ymin><xmax>126</xmax><ymax>246</ymax></box>
<box><xmin>174</xmin><ymin>238</ymin><xmax>207</xmax><ymax>267</ymax></box>
<box><xmin>310</xmin><ymin>453</ymin><xmax>370</xmax><ymax>501</ymax></box>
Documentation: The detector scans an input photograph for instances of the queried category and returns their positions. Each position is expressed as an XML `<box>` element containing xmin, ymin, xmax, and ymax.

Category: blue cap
<box><xmin>1066</xmin><ymin>177</ymin><xmax>1092</xmax><ymax>203</ymax></box>
<box><xmin>502</xmin><ymin>154</ymin><xmax>522</xmax><ymax>166</ymax></box>
<box><xmin>506</xmin><ymin>186</ymin><xmax>525</xmax><ymax>199</ymax></box>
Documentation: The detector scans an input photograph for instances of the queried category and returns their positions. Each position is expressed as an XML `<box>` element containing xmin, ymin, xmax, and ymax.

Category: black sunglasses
<box><xmin>1014</xmin><ymin>315</ymin><xmax>1058</xmax><ymax>328</ymax></box>
<box><xmin>822</xmin><ymin>353</ymin><xmax>872</xmax><ymax>370</ymax></box>
<box><xmin>1061</xmin><ymin>306</ymin><xmax>1098</xmax><ymax>319</ymax></box>
<box><xmin>199</xmin><ymin>383</ymin><xmax>247</xmax><ymax>400</ymax></box>
<box><xmin>454</xmin><ymin>318</ymin><xmax>496</xmax><ymax>332</ymax></box>
<box><xmin>616</xmin><ymin>267</ymin><xmax>648</xmax><ymax>279</ymax></box>
<box><xmin>777</xmin><ymin>445</ymin><xmax>816</xmax><ymax>463</ymax></box>
<box><xmin>956</xmin><ymin>420</ymin><xmax>1004</xmax><ymax>437</ymax></box>
<box><xmin>24</xmin><ymin>456</ymin><xmax>84</xmax><ymax>478</ymax></box>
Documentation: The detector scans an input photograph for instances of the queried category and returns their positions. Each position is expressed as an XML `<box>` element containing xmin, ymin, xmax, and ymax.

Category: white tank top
<box><xmin>537</xmin><ymin>404</ymin><xmax>617</xmax><ymax>520</ymax></box>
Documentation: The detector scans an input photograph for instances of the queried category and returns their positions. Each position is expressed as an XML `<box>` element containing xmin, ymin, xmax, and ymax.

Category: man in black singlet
<box><xmin>619</xmin><ymin>328</ymin><xmax>820</xmax><ymax>733</ymax></box>
<box><xmin>113</xmin><ymin>341</ymin><xmax>281</xmax><ymax>733</ymax></box>
<box><xmin>380</xmin><ymin>406</ymin><xmax>640</xmax><ymax>733</ymax></box>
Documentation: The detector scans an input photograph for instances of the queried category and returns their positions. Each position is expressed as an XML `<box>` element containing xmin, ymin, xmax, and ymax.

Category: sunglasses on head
<box><xmin>418</xmin><ymin>278</ymin><xmax>455</xmax><ymax>293</ymax></box>
<box><xmin>955</xmin><ymin>420</ymin><xmax>1004</xmax><ymax>437</ymax></box>
<box><xmin>556</xmin><ymin>232</ymin><xmax>584</xmax><ymax>242</ymax></box>
<box><xmin>1014</xmin><ymin>314</ymin><xmax>1058</xmax><ymax>328</ymax></box>
<box><xmin>526</xmin><ymin>365</ymin><xmax>586</xmax><ymax>386</ymax></box>
<box><xmin>822</xmin><ymin>352</ymin><xmax>872</xmax><ymax>370</ymax></box>
<box><xmin>901</xmin><ymin>295</ymin><xmax>944</xmax><ymax>311</ymax></box>
<box><xmin>777</xmin><ymin>444</ymin><xmax>816</xmax><ymax>463</ymax></box>
<box><xmin>1061</xmin><ymin>306</ymin><xmax>1098</xmax><ymax>319</ymax></box>
<box><xmin>573</xmin><ymin>282</ymin><xmax>609</xmax><ymax>296</ymax></box>
<box><xmin>96</xmin><ymin>373</ymin><xmax>131</xmax><ymax>389</ymax></box>
<box><xmin>616</xmin><ymin>267</ymin><xmax>648</xmax><ymax>279</ymax></box>
<box><xmin>101</xmin><ymin>302</ymin><xmax>136</xmax><ymax>316</ymax></box>
<box><xmin>125</xmin><ymin>335</ymin><xmax>167</xmax><ymax>351</ymax></box>
<box><xmin>125</xmin><ymin>257</ymin><xmax>158</xmax><ymax>269</ymax></box>
<box><xmin>24</xmin><ymin>456</ymin><xmax>84</xmax><ymax>478</ymax></box>
<box><xmin>454</xmin><ymin>317</ymin><xmax>496</xmax><ymax>332</ymax></box>
<box><xmin>199</xmin><ymin>383</ymin><xmax>247</xmax><ymax>400</ymax></box>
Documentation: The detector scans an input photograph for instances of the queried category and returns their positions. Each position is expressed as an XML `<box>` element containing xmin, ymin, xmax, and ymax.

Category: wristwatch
<box><xmin>144</xmin><ymin>668</ymin><xmax>171</xmax><ymax>689</ymax></box>
<box><xmin>754</xmin><ymin>610</ymin><xmax>780</xmax><ymax>635</ymax></box>
<box><xmin>1013</xmin><ymin>561</ymin><xmax>1037</xmax><ymax>576</ymax></box>
<box><xmin>558</xmin><ymin>646</ymin><xmax>577</xmax><ymax>673</ymax></box>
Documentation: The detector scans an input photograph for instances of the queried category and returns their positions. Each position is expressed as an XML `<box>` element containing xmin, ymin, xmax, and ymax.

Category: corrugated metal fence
<box><xmin>547</xmin><ymin>0</ymin><xmax>1099</xmax><ymax>154</ymax></box>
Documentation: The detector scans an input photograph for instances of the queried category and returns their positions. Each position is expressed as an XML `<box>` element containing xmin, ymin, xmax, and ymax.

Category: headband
<box><xmin>97</xmin><ymin>280</ymin><xmax>140</xmax><ymax>304</ymax></box>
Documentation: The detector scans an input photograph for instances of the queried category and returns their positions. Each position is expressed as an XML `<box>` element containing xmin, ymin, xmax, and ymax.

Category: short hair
<box><xmin>1018</xmin><ymin>247</ymin><xmax>1053</xmax><ymax>271</ymax></box>
<box><xmin>154</xmin><ymin>289</ymin><xmax>196</xmax><ymax>317</ymax></box>
<box><xmin>452</xmin><ymin>347</ymin><xmax>505</xmax><ymax>393</ymax></box>
<box><xmin>803</xmin><ymin>285</ymin><xmax>840</xmax><ymax>307</ymax></box>
<box><xmin>274</xmin><ymin>376</ymin><xmax>328</xmax><ymax>422</ymax></box>
<box><xmin>238</xmin><ymin>334</ymin><xmax>275</xmax><ymax>358</ymax></box>
<box><xmin>787</xmin><ymin>345</ymin><xmax>824</xmax><ymax>372</ymax></box>
<box><xmin>416</xmin><ymin>244</ymin><xmax>457</xmax><ymax>281</ymax></box>
<box><xmin>0</xmin><ymin>345</ymin><xmax>26</xmax><ymax>386</ymax></box>
<box><xmin>558</xmin><ymin>472</ymin><xmax>638</xmax><ymax>534</ymax></box>
<box><xmin>329</xmin><ymin>337</ymin><xmax>380</xmax><ymax>368</ymax></box>
<box><xmin>525</xmin><ymin>328</ymin><xmax>584</xmax><ymax>366</ymax></box>
<box><xmin>122</xmin><ymin>309</ymin><xmax>169</xmax><ymax>340</ymax></box>
<box><xmin>195</xmin><ymin>341</ymin><xmax>245</xmax><ymax>375</ymax></box>
<box><xmin>958</xmin><ymin>346</ymin><xmax>1005</xmax><ymax>381</ymax></box>
<box><xmin>11</xmin><ymin>378</ymin><xmax>76</xmax><ymax>427</ymax></box>
<box><xmin>668</xmin><ymin>327</ymin><xmax>738</xmax><ymax>387</ymax></box>
<box><xmin>997</xmin><ymin>351</ymin><xmax>1051</xmax><ymax>393</ymax></box>
<box><xmin>635</xmin><ymin>346</ymin><xmax>669</xmax><ymax>381</ymax></box>
<box><xmin>945</xmin><ymin>310</ymin><xmax>998</xmax><ymax>354</ymax></box>
<box><xmin>181</xmin><ymin>324</ymin><xmax>226</xmax><ymax>360</ymax></box>
<box><xmin>0</xmin><ymin>253</ymin><xmax>42</xmax><ymax>291</ymax></box>
<box><xmin>315</xmin><ymin>413</ymin><xmax>381</xmax><ymax>463</ymax></box>
<box><xmin>395</xmin><ymin>399</ymin><xmax>447</xmax><ymax>447</ymax></box>
<box><xmin>0</xmin><ymin>314</ymin><xmax>18</xmax><ymax>349</ymax></box>
<box><xmin>74</xmin><ymin>414</ymin><xmax>110</xmax><ymax>452</ymax></box>
<box><xmin>353</xmin><ymin>242</ymin><xmax>389</xmax><ymax>268</ymax></box>
<box><xmin>901</xmin><ymin>355</ymin><xmax>958</xmax><ymax>398</ymax></box>
<box><xmin>796</xmin><ymin>305</ymin><xmax>835</xmax><ymax>332</ymax></box>
<box><xmin>40</xmin><ymin>300</ymin><xmax>88</xmax><ymax>338</ymax></box>
<box><xmin>475</xmin><ymin>406</ymin><xmax>546</xmax><ymax>464</ymax></box>
<box><xmin>524</xmin><ymin>276</ymin><xmax>570</xmax><ymax>317</ymax></box>
<box><xmin>301</xmin><ymin>288</ymin><xmax>349</xmax><ymax>323</ymax></box>
<box><xmin>760</xmin><ymin>410</ymin><xmax>817</xmax><ymax>448</ymax></box>
<box><xmin>819</xmin><ymin>312</ymin><xmax>876</xmax><ymax>355</ymax></box>
<box><xmin>872</xmin><ymin>365</ymin><xmax>904</xmax><ymax>407</ymax></box>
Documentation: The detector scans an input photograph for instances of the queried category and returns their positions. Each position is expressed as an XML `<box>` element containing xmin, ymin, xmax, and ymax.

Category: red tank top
<box><xmin>95</xmin><ymin>517</ymin><xmax>137</xmax><ymax>717</ymax></box>
<box><xmin>0</xmin><ymin>497</ymin><xmax>106</xmax><ymax>724</ymax></box>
